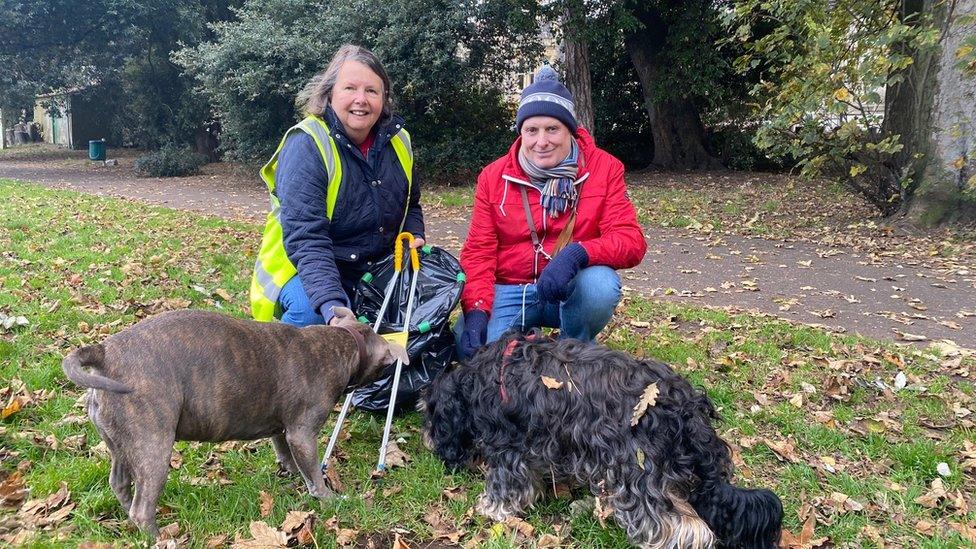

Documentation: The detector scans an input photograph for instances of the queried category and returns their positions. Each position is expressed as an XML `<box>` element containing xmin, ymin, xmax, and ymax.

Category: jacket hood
<box><xmin>501</xmin><ymin>126</ymin><xmax>597</xmax><ymax>181</ymax></box>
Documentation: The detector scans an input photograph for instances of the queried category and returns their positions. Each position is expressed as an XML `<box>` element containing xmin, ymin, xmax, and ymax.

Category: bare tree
<box><xmin>561</xmin><ymin>6</ymin><xmax>595</xmax><ymax>132</ymax></box>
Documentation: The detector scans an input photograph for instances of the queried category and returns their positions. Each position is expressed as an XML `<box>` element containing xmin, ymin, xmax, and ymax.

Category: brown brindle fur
<box><xmin>61</xmin><ymin>307</ymin><xmax>407</xmax><ymax>538</ymax></box>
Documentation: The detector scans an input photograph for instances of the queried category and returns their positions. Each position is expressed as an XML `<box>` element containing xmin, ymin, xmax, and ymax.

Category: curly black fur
<box><xmin>422</xmin><ymin>332</ymin><xmax>782</xmax><ymax>548</ymax></box>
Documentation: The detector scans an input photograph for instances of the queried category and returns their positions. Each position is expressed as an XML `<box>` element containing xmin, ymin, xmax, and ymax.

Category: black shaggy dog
<box><xmin>422</xmin><ymin>332</ymin><xmax>782</xmax><ymax>548</ymax></box>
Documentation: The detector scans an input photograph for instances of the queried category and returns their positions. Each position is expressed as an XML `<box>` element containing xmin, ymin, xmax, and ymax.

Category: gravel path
<box><xmin>3</xmin><ymin>153</ymin><xmax>974</xmax><ymax>349</ymax></box>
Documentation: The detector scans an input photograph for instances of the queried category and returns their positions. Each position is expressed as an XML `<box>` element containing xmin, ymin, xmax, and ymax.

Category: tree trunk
<box><xmin>885</xmin><ymin>0</ymin><xmax>976</xmax><ymax>224</ymax></box>
<box><xmin>561</xmin><ymin>8</ymin><xmax>595</xmax><ymax>132</ymax></box>
<box><xmin>194</xmin><ymin>120</ymin><xmax>220</xmax><ymax>162</ymax></box>
<box><xmin>623</xmin><ymin>3</ymin><xmax>722</xmax><ymax>170</ymax></box>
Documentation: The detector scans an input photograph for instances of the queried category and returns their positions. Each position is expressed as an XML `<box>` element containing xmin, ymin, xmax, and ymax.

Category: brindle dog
<box><xmin>62</xmin><ymin>307</ymin><xmax>407</xmax><ymax>538</ymax></box>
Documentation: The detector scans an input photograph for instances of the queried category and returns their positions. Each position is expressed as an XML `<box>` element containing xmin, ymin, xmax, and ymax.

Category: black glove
<box><xmin>537</xmin><ymin>243</ymin><xmax>589</xmax><ymax>303</ymax></box>
<box><xmin>459</xmin><ymin>309</ymin><xmax>489</xmax><ymax>360</ymax></box>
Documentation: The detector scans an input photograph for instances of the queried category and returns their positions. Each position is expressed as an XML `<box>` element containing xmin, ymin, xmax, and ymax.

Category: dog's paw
<box><xmin>307</xmin><ymin>485</ymin><xmax>335</xmax><ymax>500</ymax></box>
<box><xmin>276</xmin><ymin>460</ymin><xmax>299</xmax><ymax>476</ymax></box>
<box><xmin>475</xmin><ymin>493</ymin><xmax>513</xmax><ymax>522</ymax></box>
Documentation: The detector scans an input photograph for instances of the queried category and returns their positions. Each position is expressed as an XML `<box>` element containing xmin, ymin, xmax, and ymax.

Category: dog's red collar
<box><xmin>499</xmin><ymin>339</ymin><xmax>519</xmax><ymax>403</ymax></box>
<box><xmin>339</xmin><ymin>325</ymin><xmax>367</xmax><ymax>370</ymax></box>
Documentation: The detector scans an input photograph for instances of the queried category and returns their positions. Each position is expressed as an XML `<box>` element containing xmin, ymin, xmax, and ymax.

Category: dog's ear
<box><xmin>383</xmin><ymin>341</ymin><xmax>410</xmax><ymax>366</ymax></box>
<box><xmin>331</xmin><ymin>306</ymin><xmax>359</xmax><ymax>328</ymax></box>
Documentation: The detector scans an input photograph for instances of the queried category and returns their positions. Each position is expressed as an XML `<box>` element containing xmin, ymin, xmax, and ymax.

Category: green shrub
<box><xmin>133</xmin><ymin>145</ymin><xmax>207</xmax><ymax>177</ymax></box>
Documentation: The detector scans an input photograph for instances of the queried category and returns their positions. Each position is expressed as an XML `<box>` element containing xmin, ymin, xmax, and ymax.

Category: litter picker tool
<box><xmin>322</xmin><ymin>232</ymin><xmax>420</xmax><ymax>474</ymax></box>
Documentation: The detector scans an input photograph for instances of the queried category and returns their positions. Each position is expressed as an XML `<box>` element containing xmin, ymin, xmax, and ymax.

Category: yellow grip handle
<box><xmin>393</xmin><ymin>232</ymin><xmax>419</xmax><ymax>272</ymax></box>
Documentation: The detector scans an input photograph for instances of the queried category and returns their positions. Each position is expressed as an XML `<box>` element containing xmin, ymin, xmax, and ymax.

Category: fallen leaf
<box><xmin>424</xmin><ymin>507</ymin><xmax>461</xmax><ymax>543</ymax></box>
<box><xmin>324</xmin><ymin>462</ymin><xmax>344</xmax><ymax>492</ymax></box>
<box><xmin>157</xmin><ymin>522</ymin><xmax>181</xmax><ymax>540</ymax></box>
<box><xmin>1</xmin><ymin>398</ymin><xmax>22</xmax><ymax>419</ymax></box>
<box><xmin>259</xmin><ymin>491</ymin><xmax>273</xmax><ymax>517</ymax></box>
<box><xmin>915</xmin><ymin>519</ymin><xmax>935</xmax><ymax>534</ymax></box>
<box><xmin>593</xmin><ymin>496</ymin><xmax>613</xmax><ymax>527</ymax></box>
<box><xmin>763</xmin><ymin>437</ymin><xmax>800</xmax><ymax>463</ymax></box>
<box><xmin>914</xmin><ymin>478</ymin><xmax>947</xmax><ymax>508</ymax></box>
<box><xmin>17</xmin><ymin>482</ymin><xmax>75</xmax><ymax>528</ymax></box>
<box><xmin>281</xmin><ymin>510</ymin><xmax>313</xmax><ymax>533</ymax></box>
<box><xmin>205</xmin><ymin>534</ymin><xmax>229</xmax><ymax>548</ymax></box>
<box><xmin>392</xmin><ymin>532</ymin><xmax>410</xmax><ymax>549</ymax></box>
<box><xmin>538</xmin><ymin>533</ymin><xmax>562</xmax><ymax>547</ymax></box>
<box><xmin>0</xmin><ymin>470</ymin><xmax>28</xmax><ymax>508</ymax></box>
<box><xmin>779</xmin><ymin>505</ymin><xmax>817</xmax><ymax>548</ymax></box>
<box><xmin>214</xmin><ymin>288</ymin><xmax>233</xmax><ymax>301</ymax></box>
<box><xmin>503</xmin><ymin>516</ymin><xmax>535</xmax><ymax>537</ymax></box>
<box><xmin>383</xmin><ymin>441</ymin><xmax>411</xmax><ymax>469</ymax></box>
<box><xmin>541</xmin><ymin>376</ymin><xmax>564</xmax><ymax>390</ymax></box>
<box><xmin>949</xmin><ymin>521</ymin><xmax>976</xmax><ymax>543</ymax></box>
<box><xmin>630</xmin><ymin>382</ymin><xmax>659</xmax><ymax>426</ymax></box>
<box><xmin>232</xmin><ymin>521</ymin><xmax>287</xmax><ymax>548</ymax></box>
<box><xmin>280</xmin><ymin>511</ymin><xmax>315</xmax><ymax>546</ymax></box>
<box><xmin>442</xmin><ymin>485</ymin><xmax>467</xmax><ymax>502</ymax></box>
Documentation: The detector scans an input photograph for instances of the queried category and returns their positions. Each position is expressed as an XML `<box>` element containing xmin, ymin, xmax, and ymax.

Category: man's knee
<box><xmin>573</xmin><ymin>266</ymin><xmax>621</xmax><ymax>309</ymax></box>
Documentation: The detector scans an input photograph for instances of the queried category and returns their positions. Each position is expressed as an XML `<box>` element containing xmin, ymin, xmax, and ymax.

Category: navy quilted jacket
<box><xmin>275</xmin><ymin>106</ymin><xmax>424</xmax><ymax>314</ymax></box>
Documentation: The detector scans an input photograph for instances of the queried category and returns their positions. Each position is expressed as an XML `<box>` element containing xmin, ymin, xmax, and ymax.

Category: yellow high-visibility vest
<box><xmin>250</xmin><ymin>115</ymin><xmax>414</xmax><ymax>321</ymax></box>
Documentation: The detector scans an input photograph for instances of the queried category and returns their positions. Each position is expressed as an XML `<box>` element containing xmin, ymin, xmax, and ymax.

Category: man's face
<box><xmin>519</xmin><ymin>116</ymin><xmax>572</xmax><ymax>169</ymax></box>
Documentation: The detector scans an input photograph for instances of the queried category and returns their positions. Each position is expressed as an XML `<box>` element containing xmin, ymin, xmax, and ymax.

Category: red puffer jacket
<box><xmin>460</xmin><ymin>128</ymin><xmax>647</xmax><ymax>314</ymax></box>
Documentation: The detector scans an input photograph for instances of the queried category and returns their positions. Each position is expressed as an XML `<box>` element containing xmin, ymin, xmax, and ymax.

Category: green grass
<box><xmin>424</xmin><ymin>185</ymin><xmax>475</xmax><ymax>209</ymax></box>
<box><xmin>1</xmin><ymin>180</ymin><xmax>975</xmax><ymax>546</ymax></box>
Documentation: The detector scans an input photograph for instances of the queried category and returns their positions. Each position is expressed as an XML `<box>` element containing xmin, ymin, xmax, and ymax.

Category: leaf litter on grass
<box><xmin>3</xmin><ymin>183</ymin><xmax>976</xmax><ymax>546</ymax></box>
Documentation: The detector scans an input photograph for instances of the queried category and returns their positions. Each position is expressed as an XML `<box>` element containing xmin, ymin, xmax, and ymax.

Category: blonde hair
<box><xmin>295</xmin><ymin>44</ymin><xmax>393</xmax><ymax>120</ymax></box>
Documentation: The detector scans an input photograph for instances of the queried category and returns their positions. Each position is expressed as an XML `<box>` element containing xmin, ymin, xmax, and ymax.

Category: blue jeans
<box><xmin>455</xmin><ymin>266</ymin><xmax>622</xmax><ymax>350</ymax></box>
<box><xmin>277</xmin><ymin>276</ymin><xmax>326</xmax><ymax>327</ymax></box>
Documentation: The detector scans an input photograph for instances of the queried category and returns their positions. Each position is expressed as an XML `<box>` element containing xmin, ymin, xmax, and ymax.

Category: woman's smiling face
<box><xmin>330</xmin><ymin>60</ymin><xmax>385</xmax><ymax>144</ymax></box>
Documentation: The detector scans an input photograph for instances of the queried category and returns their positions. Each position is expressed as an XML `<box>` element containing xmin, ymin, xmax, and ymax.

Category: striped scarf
<box><xmin>518</xmin><ymin>140</ymin><xmax>581</xmax><ymax>218</ymax></box>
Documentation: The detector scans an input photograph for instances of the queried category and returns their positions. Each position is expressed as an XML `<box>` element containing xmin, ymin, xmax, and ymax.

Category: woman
<box><xmin>457</xmin><ymin>66</ymin><xmax>646</xmax><ymax>359</ymax></box>
<box><xmin>251</xmin><ymin>44</ymin><xmax>424</xmax><ymax>326</ymax></box>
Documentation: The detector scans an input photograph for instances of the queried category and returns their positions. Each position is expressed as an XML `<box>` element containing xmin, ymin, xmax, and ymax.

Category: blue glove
<box><xmin>459</xmin><ymin>309</ymin><xmax>489</xmax><ymax>360</ymax></box>
<box><xmin>537</xmin><ymin>243</ymin><xmax>589</xmax><ymax>303</ymax></box>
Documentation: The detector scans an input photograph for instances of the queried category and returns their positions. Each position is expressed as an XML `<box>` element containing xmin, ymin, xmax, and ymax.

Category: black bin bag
<box><xmin>351</xmin><ymin>245</ymin><xmax>464</xmax><ymax>412</ymax></box>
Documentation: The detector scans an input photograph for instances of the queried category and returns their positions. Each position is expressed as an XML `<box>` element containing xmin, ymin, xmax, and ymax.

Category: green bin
<box><xmin>89</xmin><ymin>139</ymin><xmax>106</xmax><ymax>161</ymax></box>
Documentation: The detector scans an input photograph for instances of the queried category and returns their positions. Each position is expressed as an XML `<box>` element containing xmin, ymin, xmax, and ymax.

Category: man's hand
<box><xmin>458</xmin><ymin>309</ymin><xmax>488</xmax><ymax>360</ymax></box>
<box><xmin>536</xmin><ymin>243</ymin><xmax>589</xmax><ymax>303</ymax></box>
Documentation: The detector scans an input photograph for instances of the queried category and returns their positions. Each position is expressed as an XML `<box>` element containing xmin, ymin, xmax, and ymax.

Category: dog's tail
<box><xmin>690</xmin><ymin>480</ymin><xmax>783</xmax><ymax>548</ymax></box>
<box><xmin>62</xmin><ymin>344</ymin><xmax>133</xmax><ymax>393</ymax></box>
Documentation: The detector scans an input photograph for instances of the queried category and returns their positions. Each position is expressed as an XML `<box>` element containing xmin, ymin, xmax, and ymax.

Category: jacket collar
<box><xmin>500</xmin><ymin>126</ymin><xmax>596</xmax><ymax>182</ymax></box>
<box><xmin>323</xmin><ymin>106</ymin><xmax>405</xmax><ymax>152</ymax></box>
